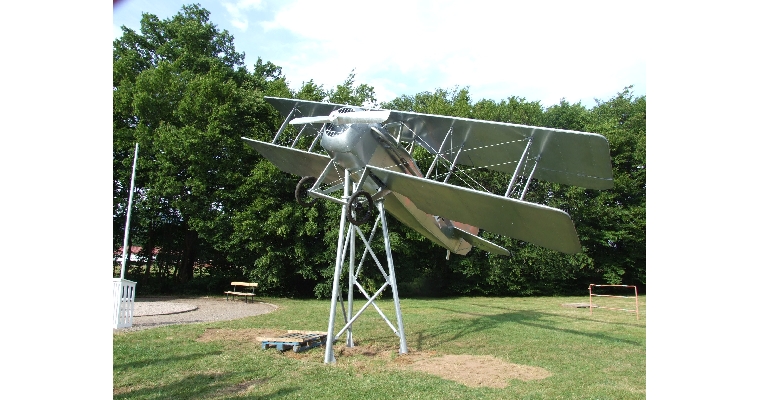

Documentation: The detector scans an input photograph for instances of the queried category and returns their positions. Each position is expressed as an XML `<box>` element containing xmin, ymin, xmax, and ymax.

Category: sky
<box><xmin>113</xmin><ymin>0</ymin><xmax>646</xmax><ymax>108</ymax></box>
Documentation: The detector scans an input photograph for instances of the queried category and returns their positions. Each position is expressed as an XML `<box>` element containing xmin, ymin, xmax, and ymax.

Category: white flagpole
<box><xmin>120</xmin><ymin>143</ymin><xmax>139</xmax><ymax>280</ymax></box>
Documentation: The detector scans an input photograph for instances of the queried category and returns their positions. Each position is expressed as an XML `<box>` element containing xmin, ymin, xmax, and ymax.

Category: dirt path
<box><xmin>114</xmin><ymin>297</ymin><xmax>277</xmax><ymax>333</ymax></box>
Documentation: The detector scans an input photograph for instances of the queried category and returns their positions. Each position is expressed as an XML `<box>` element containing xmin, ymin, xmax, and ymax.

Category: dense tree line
<box><xmin>113</xmin><ymin>5</ymin><xmax>645</xmax><ymax>297</ymax></box>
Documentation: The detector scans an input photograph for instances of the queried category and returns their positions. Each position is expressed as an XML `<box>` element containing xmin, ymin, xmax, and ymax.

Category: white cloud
<box><xmin>257</xmin><ymin>0</ymin><xmax>645</xmax><ymax>106</ymax></box>
<box><xmin>113</xmin><ymin>0</ymin><xmax>645</xmax><ymax>106</ymax></box>
<box><xmin>221</xmin><ymin>0</ymin><xmax>264</xmax><ymax>32</ymax></box>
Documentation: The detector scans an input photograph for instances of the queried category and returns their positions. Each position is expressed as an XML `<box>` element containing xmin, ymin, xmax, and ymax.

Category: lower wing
<box><xmin>366</xmin><ymin>166</ymin><xmax>582</xmax><ymax>254</ymax></box>
<box><xmin>242</xmin><ymin>137</ymin><xmax>510</xmax><ymax>256</ymax></box>
<box><xmin>242</xmin><ymin>137</ymin><xmax>344</xmax><ymax>182</ymax></box>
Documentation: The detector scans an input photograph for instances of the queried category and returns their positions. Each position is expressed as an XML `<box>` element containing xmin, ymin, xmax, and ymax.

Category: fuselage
<box><xmin>321</xmin><ymin>122</ymin><xmax>416</xmax><ymax>175</ymax></box>
<box><xmin>319</xmin><ymin>113</ymin><xmax>478</xmax><ymax>255</ymax></box>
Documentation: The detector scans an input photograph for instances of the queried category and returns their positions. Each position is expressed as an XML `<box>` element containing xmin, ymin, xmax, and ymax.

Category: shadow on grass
<box><xmin>469</xmin><ymin>302</ymin><xmax>645</xmax><ymax>329</ymax></box>
<box><xmin>114</xmin><ymin>350</ymin><xmax>223</xmax><ymax>371</ymax></box>
<box><xmin>419</xmin><ymin>306</ymin><xmax>643</xmax><ymax>348</ymax></box>
<box><xmin>114</xmin><ymin>372</ymin><xmax>299</xmax><ymax>399</ymax></box>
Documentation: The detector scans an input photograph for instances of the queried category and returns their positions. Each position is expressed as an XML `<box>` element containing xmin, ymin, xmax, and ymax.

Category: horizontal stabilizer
<box><xmin>367</xmin><ymin>167</ymin><xmax>582</xmax><ymax>254</ymax></box>
<box><xmin>241</xmin><ymin>137</ymin><xmax>345</xmax><ymax>183</ymax></box>
<box><xmin>382</xmin><ymin>193</ymin><xmax>454</xmax><ymax>251</ymax></box>
<box><xmin>453</xmin><ymin>227</ymin><xmax>511</xmax><ymax>256</ymax></box>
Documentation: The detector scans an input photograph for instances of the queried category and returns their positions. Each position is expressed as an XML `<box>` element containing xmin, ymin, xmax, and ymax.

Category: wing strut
<box><xmin>505</xmin><ymin>137</ymin><xmax>533</xmax><ymax>197</ymax></box>
<box><xmin>305</xmin><ymin>160</ymin><xmax>348</xmax><ymax>204</ymax></box>
<box><xmin>443</xmin><ymin>143</ymin><xmax>465</xmax><ymax>184</ymax></box>
<box><xmin>290</xmin><ymin>124</ymin><xmax>308</xmax><ymax>147</ymax></box>
<box><xmin>520</xmin><ymin>155</ymin><xmax>541</xmax><ymax>200</ymax></box>
<box><xmin>425</xmin><ymin>125</ymin><xmax>453</xmax><ymax>178</ymax></box>
<box><xmin>272</xmin><ymin>103</ymin><xmax>298</xmax><ymax>145</ymax></box>
<box><xmin>308</xmin><ymin>129</ymin><xmax>323</xmax><ymax>151</ymax></box>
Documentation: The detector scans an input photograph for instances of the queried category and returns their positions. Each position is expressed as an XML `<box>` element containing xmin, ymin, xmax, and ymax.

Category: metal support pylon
<box><xmin>323</xmin><ymin>170</ymin><xmax>408</xmax><ymax>364</ymax></box>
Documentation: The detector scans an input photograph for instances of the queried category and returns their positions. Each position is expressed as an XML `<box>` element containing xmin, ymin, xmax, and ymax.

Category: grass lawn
<box><xmin>113</xmin><ymin>295</ymin><xmax>645</xmax><ymax>399</ymax></box>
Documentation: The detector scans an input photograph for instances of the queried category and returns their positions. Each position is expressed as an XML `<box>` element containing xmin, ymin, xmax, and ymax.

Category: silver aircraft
<box><xmin>242</xmin><ymin>96</ymin><xmax>613</xmax><ymax>363</ymax></box>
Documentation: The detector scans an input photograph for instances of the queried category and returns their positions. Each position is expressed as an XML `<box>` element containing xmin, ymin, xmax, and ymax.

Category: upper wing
<box><xmin>264</xmin><ymin>96</ymin><xmax>612</xmax><ymax>190</ymax></box>
<box><xmin>265</xmin><ymin>97</ymin><xmax>346</xmax><ymax>137</ymax></box>
<box><xmin>386</xmin><ymin>110</ymin><xmax>613</xmax><ymax>190</ymax></box>
<box><xmin>265</xmin><ymin>96</ymin><xmax>343</xmax><ymax>118</ymax></box>
<box><xmin>367</xmin><ymin>166</ymin><xmax>582</xmax><ymax>254</ymax></box>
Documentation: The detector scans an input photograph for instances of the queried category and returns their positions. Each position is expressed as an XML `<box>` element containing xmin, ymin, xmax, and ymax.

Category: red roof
<box><xmin>114</xmin><ymin>246</ymin><xmax>160</xmax><ymax>256</ymax></box>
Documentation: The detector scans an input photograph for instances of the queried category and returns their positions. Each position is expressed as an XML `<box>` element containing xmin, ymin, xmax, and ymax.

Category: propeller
<box><xmin>290</xmin><ymin>109</ymin><xmax>390</xmax><ymax>125</ymax></box>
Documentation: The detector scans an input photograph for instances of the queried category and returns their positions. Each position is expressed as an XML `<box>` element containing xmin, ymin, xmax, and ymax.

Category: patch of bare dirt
<box><xmin>196</xmin><ymin>328</ymin><xmax>286</xmax><ymax>343</ymax></box>
<box><xmin>410</xmin><ymin>354</ymin><xmax>551</xmax><ymax>388</ymax></box>
<box><xmin>215</xmin><ymin>378</ymin><xmax>270</xmax><ymax>396</ymax></box>
<box><xmin>391</xmin><ymin>350</ymin><xmax>438</xmax><ymax>365</ymax></box>
<box><xmin>562</xmin><ymin>302</ymin><xmax>596</xmax><ymax>308</ymax></box>
<box><xmin>336</xmin><ymin>344</ymin><xmax>388</xmax><ymax>357</ymax></box>
<box><xmin>196</xmin><ymin>331</ymin><xmax>551</xmax><ymax>389</ymax></box>
<box><xmin>327</xmin><ymin>345</ymin><xmax>550</xmax><ymax>388</ymax></box>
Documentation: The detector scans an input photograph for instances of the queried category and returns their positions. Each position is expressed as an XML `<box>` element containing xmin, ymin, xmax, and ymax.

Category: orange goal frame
<box><xmin>588</xmin><ymin>284</ymin><xmax>639</xmax><ymax>320</ymax></box>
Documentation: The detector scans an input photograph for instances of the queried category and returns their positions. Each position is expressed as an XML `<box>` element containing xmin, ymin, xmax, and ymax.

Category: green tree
<box><xmin>582</xmin><ymin>87</ymin><xmax>646</xmax><ymax>287</ymax></box>
<box><xmin>328</xmin><ymin>70</ymin><xmax>377</xmax><ymax>107</ymax></box>
<box><xmin>295</xmin><ymin>79</ymin><xmax>328</xmax><ymax>102</ymax></box>
<box><xmin>472</xmin><ymin>96</ymin><xmax>544</xmax><ymax>125</ymax></box>
<box><xmin>113</xmin><ymin>4</ymin><xmax>285</xmax><ymax>287</ymax></box>
<box><xmin>381</xmin><ymin>86</ymin><xmax>646</xmax><ymax>295</ymax></box>
<box><xmin>384</xmin><ymin>87</ymin><xmax>473</xmax><ymax>118</ymax></box>
<box><xmin>113</xmin><ymin>5</ymin><xmax>645</xmax><ymax>296</ymax></box>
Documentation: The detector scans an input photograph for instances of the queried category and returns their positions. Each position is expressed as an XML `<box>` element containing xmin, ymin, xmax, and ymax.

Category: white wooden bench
<box><xmin>224</xmin><ymin>282</ymin><xmax>258</xmax><ymax>303</ymax></box>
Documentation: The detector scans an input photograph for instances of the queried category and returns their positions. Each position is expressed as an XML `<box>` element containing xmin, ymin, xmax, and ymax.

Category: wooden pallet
<box><xmin>257</xmin><ymin>331</ymin><xmax>329</xmax><ymax>353</ymax></box>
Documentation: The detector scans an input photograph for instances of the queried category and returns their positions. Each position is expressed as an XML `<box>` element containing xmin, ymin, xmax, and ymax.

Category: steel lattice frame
<box><xmin>323</xmin><ymin>169</ymin><xmax>408</xmax><ymax>363</ymax></box>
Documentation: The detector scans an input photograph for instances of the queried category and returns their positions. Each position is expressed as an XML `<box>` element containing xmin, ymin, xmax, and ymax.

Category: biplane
<box><xmin>242</xmin><ymin>96</ymin><xmax>613</xmax><ymax>363</ymax></box>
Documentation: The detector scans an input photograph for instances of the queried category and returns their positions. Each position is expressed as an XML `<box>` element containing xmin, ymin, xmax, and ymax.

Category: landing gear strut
<box><xmin>347</xmin><ymin>190</ymin><xmax>373</xmax><ymax>225</ymax></box>
<box><xmin>295</xmin><ymin>176</ymin><xmax>316</xmax><ymax>207</ymax></box>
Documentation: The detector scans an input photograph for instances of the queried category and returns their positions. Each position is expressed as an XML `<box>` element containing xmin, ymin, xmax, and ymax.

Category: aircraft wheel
<box><xmin>347</xmin><ymin>191</ymin><xmax>373</xmax><ymax>225</ymax></box>
<box><xmin>295</xmin><ymin>176</ymin><xmax>317</xmax><ymax>207</ymax></box>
